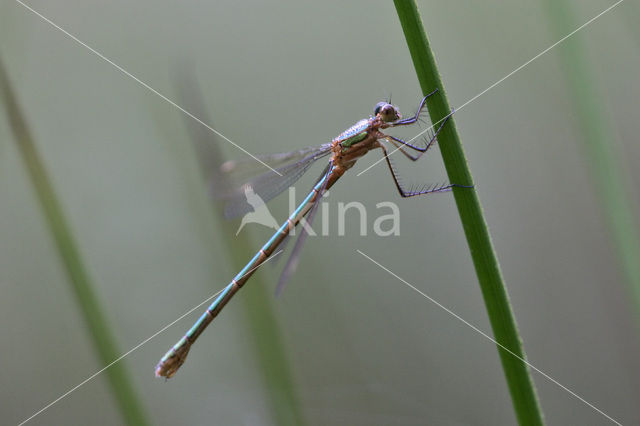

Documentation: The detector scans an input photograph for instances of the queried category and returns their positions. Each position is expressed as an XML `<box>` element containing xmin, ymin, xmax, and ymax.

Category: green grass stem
<box><xmin>0</xmin><ymin>58</ymin><xmax>149</xmax><ymax>426</ymax></box>
<box><xmin>393</xmin><ymin>2</ymin><xmax>545</xmax><ymax>425</ymax></box>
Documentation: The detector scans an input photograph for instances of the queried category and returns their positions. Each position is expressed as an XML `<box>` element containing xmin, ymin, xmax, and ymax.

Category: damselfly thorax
<box><xmin>330</xmin><ymin>102</ymin><xmax>401</xmax><ymax>176</ymax></box>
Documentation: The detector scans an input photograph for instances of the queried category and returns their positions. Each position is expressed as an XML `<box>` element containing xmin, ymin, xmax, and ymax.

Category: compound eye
<box><xmin>374</xmin><ymin>102</ymin><xmax>387</xmax><ymax>116</ymax></box>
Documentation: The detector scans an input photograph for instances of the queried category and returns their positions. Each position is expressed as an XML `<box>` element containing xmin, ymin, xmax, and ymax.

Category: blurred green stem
<box><xmin>173</xmin><ymin>74</ymin><xmax>304</xmax><ymax>426</ymax></box>
<box><xmin>393</xmin><ymin>2</ymin><xmax>544</xmax><ymax>425</ymax></box>
<box><xmin>544</xmin><ymin>0</ymin><xmax>640</xmax><ymax>321</ymax></box>
<box><xmin>218</xmin><ymin>212</ymin><xmax>305</xmax><ymax>426</ymax></box>
<box><xmin>0</xmin><ymin>59</ymin><xmax>149</xmax><ymax>426</ymax></box>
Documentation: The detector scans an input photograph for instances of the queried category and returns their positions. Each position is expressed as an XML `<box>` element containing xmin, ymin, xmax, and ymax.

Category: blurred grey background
<box><xmin>1</xmin><ymin>0</ymin><xmax>639</xmax><ymax>424</ymax></box>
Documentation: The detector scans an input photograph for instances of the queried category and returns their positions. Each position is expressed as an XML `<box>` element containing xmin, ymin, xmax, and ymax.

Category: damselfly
<box><xmin>156</xmin><ymin>89</ymin><xmax>466</xmax><ymax>378</ymax></box>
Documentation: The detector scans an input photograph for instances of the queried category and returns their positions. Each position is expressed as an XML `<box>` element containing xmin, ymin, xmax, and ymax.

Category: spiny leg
<box><xmin>391</xmin><ymin>88</ymin><xmax>439</xmax><ymax>126</ymax></box>
<box><xmin>379</xmin><ymin>144</ymin><xmax>469</xmax><ymax>198</ymax></box>
<box><xmin>385</xmin><ymin>137</ymin><xmax>423</xmax><ymax>161</ymax></box>
<box><xmin>381</xmin><ymin>111</ymin><xmax>452</xmax><ymax>166</ymax></box>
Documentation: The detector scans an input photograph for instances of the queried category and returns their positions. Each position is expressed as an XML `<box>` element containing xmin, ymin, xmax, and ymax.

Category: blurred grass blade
<box><xmin>393</xmin><ymin>2</ymin><xmax>545</xmax><ymax>425</ymax></box>
<box><xmin>0</xmin><ymin>58</ymin><xmax>149</xmax><ymax>426</ymax></box>
<box><xmin>544</xmin><ymin>0</ymin><xmax>640</xmax><ymax>322</ymax></box>
<box><xmin>171</xmin><ymin>68</ymin><xmax>304</xmax><ymax>426</ymax></box>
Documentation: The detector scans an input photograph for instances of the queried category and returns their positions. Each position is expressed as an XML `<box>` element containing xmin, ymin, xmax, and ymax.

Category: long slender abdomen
<box><xmin>155</xmin><ymin>169</ymin><xmax>333</xmax><ymax>378</ymax></box>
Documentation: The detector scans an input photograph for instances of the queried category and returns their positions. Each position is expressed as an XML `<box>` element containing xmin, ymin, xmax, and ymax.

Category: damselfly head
<box><xmin>374</xmin><ymin>102</ymin><xmax>401</xmax><ymax>123</ymax></box>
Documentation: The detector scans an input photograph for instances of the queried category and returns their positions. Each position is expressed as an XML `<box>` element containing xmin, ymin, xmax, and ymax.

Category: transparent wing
<box><xmin>213</xmin><ymin>143</ymin><xmax>333</xmax><ymax>219</ymax></box>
